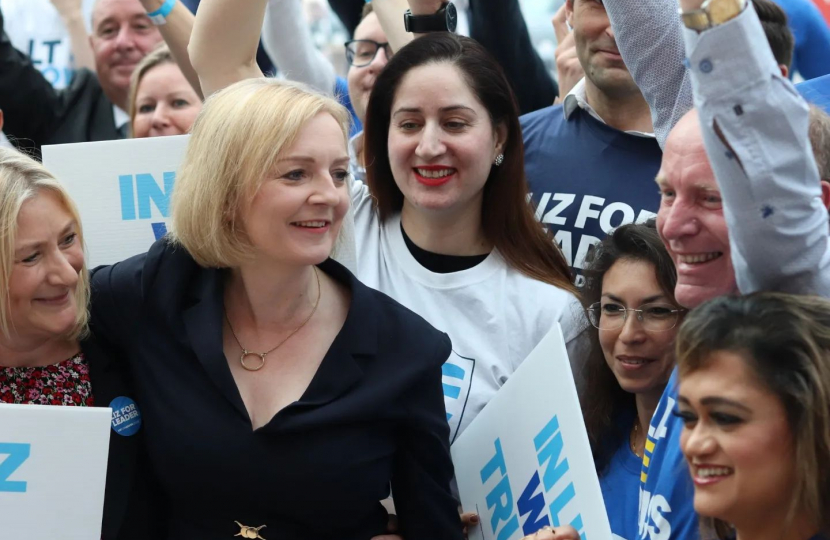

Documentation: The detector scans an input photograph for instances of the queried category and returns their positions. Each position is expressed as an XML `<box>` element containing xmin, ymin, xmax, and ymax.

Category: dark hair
<box><xmin>361</xmin><ymin>2</ymin><xmax>373</xmax><ymax>20</ymax></box>
<box><xmin>363</xmin><ymin>33</ymin><xmax>574</xmax><ymax>291</ymax></box>
<box><xmin>677</xmin><ymin>293</ymin><xmax>830</xmax><ymax>539</ymax></box>
<box><xmin>579</xmin><ymin>221</ymin><xmax>679</xmax><ymax>473</ymax></box>
<box><xmin>752</xmin><ymin>0</ymin><xmax>794</xmax><ymax>69</ymax></box>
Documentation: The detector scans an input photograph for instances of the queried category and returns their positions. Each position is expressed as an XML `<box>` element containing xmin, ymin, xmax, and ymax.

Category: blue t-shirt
<box><xmin>521</xmin><ymin>105</ymin><xmax>663</xmax><ymax>284</ymax></box>
<box><xmin>798</xmin><ymin>74</ymin><xmax>830</xmax><ymax>113</ymax></box>
<box><xmin>773</xmin><ymin>0</ymin><xmax>830</xmax><ymax>80</ymax></box>
<box><xmin>639</xmin><ymin>369</ymin><xmax>698</xmax><ymax>540</ymax></box>
<box><xmin>600</xmin><ymin>434</ymin><xmax>642</xmax><ymax>540</ymax></box>
<box><xmin>334</xmin><ymin>76</ymin><xmax>362</xmax><ymax>137</ymax></box>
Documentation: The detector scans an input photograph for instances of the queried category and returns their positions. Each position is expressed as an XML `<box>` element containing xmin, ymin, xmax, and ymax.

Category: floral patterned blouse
<box><xmin>0</xmin><ymin>353</ymin><xmax>94</xmax><ymax>406</ymax></box>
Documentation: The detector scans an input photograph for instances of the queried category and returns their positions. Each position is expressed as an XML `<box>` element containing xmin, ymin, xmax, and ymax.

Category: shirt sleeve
<box><xmin>392</xmin><ymin>333</ymin><xmax>465</xmax><ymax>540</ymax></box>
<box><xmin>604</xmin><ymin>0</ymin><xmax>694</xmax><ymax>149</ymax></box>
<box><xmin>685</xmin><ymin>3</ymin><xmax>830</xmax><ymax>296</ymax></box>
<box><xmin>792</xmin><ymin>0</ymin><xmax>830</xmax><ymax>79</ymax></box>
<box><xmin>89</xmin><ymin>253</ymin><xmax>148</xmax><ymax>351</ymax></box>
<box><xmin>0</xmin><ymin>7</ymin><xmax>64</xmax><ymax>153</ymax></box>
<box><xmin>261</xmin><ymin>0</ymin><xmax>338</xmax><ymax>95</ymax></box>
<box><xmin>468</xmin><ymin>0</ymin><xmax>558</xmax><ymax>115</ymax></box>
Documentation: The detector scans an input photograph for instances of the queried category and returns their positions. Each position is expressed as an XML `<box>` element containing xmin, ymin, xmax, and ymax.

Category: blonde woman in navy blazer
<box><xmin>89</xmin><ymin>78</ymin><xmax>462</xmax><ymax>540</ymax></box>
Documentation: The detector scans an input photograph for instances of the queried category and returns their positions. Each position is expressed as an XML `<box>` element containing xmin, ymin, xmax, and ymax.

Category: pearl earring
<box><xmin>494</xmin><ymin>153</ymin><xmax>504</xmax><ymax>166</ymax></box>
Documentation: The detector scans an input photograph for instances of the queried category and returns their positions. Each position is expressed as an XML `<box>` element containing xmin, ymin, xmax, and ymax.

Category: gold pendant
<box><xmin>234</xmin><ymin>521</ymin><xmax>266</xmax><ymax>539</ymax></box>
<box><xmin>240</xmin><ymin>350</ymin><xmax>267</xmax><ymax>371</ymax></box>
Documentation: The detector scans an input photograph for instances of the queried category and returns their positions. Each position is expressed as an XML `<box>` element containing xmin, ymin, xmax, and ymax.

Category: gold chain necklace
<box><xmin>225</xmin><ymin>267</ymin><xmax>321</xmax><ymax>372</ymax></box>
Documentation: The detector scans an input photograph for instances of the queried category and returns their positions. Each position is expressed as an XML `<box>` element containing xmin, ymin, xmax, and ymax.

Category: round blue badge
<box><xmin>109</xmin><ymin>396</ymin><xmax>142</xmax><ymax>437</ymax></box>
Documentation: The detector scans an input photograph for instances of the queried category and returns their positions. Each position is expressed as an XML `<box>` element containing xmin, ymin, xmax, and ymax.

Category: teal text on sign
<box><xmin>0</xmin><ymin>442</ymin><xmax>31</xmax><ymax>493</ymax></box>
<box><xmin>118</xmin><ymin>172</ymin><xmax>176</xmax><ymax>220</ymax></box>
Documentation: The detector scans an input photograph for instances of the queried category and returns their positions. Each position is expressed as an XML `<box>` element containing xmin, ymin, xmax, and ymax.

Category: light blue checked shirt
<box><xmin>605</xmin><ymin>1</ymin><xmax>830</xmax><ymax>297</ymax></box>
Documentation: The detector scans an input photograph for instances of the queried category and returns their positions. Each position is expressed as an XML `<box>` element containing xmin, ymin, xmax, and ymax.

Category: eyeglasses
<box><xmin>586</xmin><ymin>302</ymin><xmax>686</xmax><ymax>333</ymax></box>
<box><xmin>345</xmin><ymin>39</ymin><xmax>393</xmax><ymax>67</ymax></box>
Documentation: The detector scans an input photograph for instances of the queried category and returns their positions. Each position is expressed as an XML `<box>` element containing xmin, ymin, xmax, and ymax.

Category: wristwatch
<box><xmin>681</xmin><ymin>0</ymin><xmax>746</xmax><ymax>31</ymax></box>
<box><xmin>404</xmin><ymin>2</ymin><xmax>458</xmax><ymax>33</ymax></box>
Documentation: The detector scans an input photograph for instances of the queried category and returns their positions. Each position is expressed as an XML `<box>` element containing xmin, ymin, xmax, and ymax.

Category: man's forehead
<box><xmin>91</xmin><ymin>0</ymin><xmax>146</xmax><ymax>28</ymax></box>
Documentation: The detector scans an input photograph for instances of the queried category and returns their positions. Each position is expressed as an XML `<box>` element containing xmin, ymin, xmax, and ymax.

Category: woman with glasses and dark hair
<box><xmin>579</xmin><ymin>221</ymin><xmax>683</xmax><ymax>540</ymax></box>
<box><xmin>675</xmin><ymin>292</ymin><xmax>830</xmax><ymax>540</ymax></box>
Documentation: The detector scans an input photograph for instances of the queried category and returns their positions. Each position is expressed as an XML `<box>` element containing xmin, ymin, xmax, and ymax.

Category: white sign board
<box><xmin>452</xmin><ymin>324</ymin><xmax>612</xmax><ymax>540</ymax></box>
<box><xmin>0</xmin><ymin>403</ymin><xmax>112</xmax><ymax>538</ymax></box>
<box><xmin>43</xmin><ymin>136</ymin><xmax>189</xmax><ymax>267</ymax></box>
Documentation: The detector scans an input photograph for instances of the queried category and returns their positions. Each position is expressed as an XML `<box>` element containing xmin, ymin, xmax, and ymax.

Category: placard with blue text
<box><xmin>0</xmin><ymin>403</ymin><xmax>112</xmax><ymax>538</ymax></box>
<box><xmin>43</xmin><ymin>135</ymin><xmax>189</xmax><ymax>267</ymax></box>
<box><xmin>452</xmin><ymin>324</ymin><xmax>612</xmax><ymax>540</ymax></box>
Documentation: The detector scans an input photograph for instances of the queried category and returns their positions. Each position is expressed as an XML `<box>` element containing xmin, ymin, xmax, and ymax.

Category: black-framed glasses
<box><xmin>586</xmin><ymin>302</ymin><xmax>686</xmax><ymax>333</ymax></box>
<box><xmin>345</xmin><ymin>39</ymin><xmax>393</xmax><ymax>67</ymax></box>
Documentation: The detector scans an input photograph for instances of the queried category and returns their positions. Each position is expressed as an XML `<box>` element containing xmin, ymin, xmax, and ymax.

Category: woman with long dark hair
<box><xmin>355</xmin><ymin>32</ymin><xmax>586</xmax><ymax>440</ymax></box>
<box><xmin>579</xmin><ymin>221</ymin><xmax>683</xmax><ymax>539</ymax></box>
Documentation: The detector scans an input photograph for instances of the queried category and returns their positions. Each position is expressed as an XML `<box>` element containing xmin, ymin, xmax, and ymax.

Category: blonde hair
<box><xmin>170</xmin><ymin>78</ymin><xmax>351</xmax><ymax>268</ymax></box>
<box><xmin>127</xmin><ymin>43</ymin><xmax>176</xmax><ymax>138</ymax></box>
<box><xmin>0</xmin><ymin>148</ymin><xmax>89</xmax><ymax>340</ymax></box>
<box><xmin>677</xmin><ymin>293</ymin><xmax>830</xmax><ymax>538</ymax></box>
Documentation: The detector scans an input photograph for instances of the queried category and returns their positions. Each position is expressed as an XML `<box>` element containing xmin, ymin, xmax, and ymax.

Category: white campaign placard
<box><xmin>452</xmin><ymin>324</ymin><xmax>612</xmax><ymax>540</ymax></box>
<box><xmin>43</xmin><ymin>135</ymin><xmax>190</xmax><ymax>267</ymax></box>
<box><xmin>0</xmin><ymin>403</ymin><xmax>112</xmax><ymax>538</ymax></box>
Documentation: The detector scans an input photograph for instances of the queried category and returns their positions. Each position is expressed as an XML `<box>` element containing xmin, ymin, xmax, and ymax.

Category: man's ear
<box><xmin>821</xmin><ymin>179</ymin><xmax>830</xmax><ymax>211</ymax></box>
<box><xmin>779</xmin><ymin>64</ymin><xmax>789</xmax><ymax>78</ymax></box>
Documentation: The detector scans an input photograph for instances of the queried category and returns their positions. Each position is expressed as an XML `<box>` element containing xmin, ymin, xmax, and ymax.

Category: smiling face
<box><xmin>565</xmin><ymin>0</ymin><xmax>639</xmax><ymax>98</ymax></box>
<box><xmin>6</xmin><ymin>191</ymin><xmax>84</xmax><ymax>344</ymax></box>
<box><xmin>677</xmin><ymin>351</ymin><xmax>796</xmax><ymax>530</ymax></box>
<box><xmin>598</xmin><ymin>259</ymin><xmax>678</xmax><ymax>401</ymax></box>
<box><xmin>656</xmin><ymin>112</ymin><xmax>736</xmax><ymax>309</ymax></box>
<box><xmin>90</xmin><ymin>0</ymin><xmax>162</xmax><ymax>107</ymax></box>
<box><xmin>238</xmin><ymin>112</ymin><xmax>350</xmax><ymax>267</ymax></box>
<box><xmin>387</xmin><ymin>62</ymin><xmax>506</xmax><ymax>219</ymax></box>
<box><xmin>132</xmin><ymin>62</ymin><xmax>202</xmax><ymax>138</ymax></box>
<box><xmin>347</xmin><ymin>13</ymin><xmax>389</xmax><ymax>123</ymax></box>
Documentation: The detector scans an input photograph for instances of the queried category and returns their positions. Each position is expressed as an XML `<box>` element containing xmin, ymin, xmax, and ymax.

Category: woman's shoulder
<box><xmin>327</xmin><ymin>258</ymin><xmax>451</xmax><ymax>366</ymax></box>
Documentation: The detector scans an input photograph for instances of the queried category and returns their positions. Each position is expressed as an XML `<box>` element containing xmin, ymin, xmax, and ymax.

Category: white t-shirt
<box><xmin>352</xmin><ymin>182</ymin><xmax>589</xmax><ymax>442</ymax></box>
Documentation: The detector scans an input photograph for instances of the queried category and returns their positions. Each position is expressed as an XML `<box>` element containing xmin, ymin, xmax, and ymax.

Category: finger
<box><xmin>460</xmin><ymin>512</ymin><xmax>480</xmax><ymax>526</ymax></box>
<box><xmin>551</xmin><ymin>4</ymin><xmax>570</xmax><ymax>43</ymax></box>
<box><xmin>552</xmin><ymin>525</ymin><xmax>580</xmax><ymax>540</ymax></box>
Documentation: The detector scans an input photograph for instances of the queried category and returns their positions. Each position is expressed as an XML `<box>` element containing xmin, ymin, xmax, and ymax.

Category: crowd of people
<box><xmin>0</xmin><ymin>0</ymin><xmax>829</xmax><ymax>539</ymax></box>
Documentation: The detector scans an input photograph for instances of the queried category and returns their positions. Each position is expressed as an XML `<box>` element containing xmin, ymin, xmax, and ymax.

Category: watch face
<box><xmin>445</xmin><ymin>2</ymin><xmax>458</xmax><ymax>32</ymax></box>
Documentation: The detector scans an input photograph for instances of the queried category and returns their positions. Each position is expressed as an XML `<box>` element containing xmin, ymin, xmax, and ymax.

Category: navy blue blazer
<box><xmin>89</xmin><ymin>239</ymin><xmax>463</xmax><ymax>540</ymax></box>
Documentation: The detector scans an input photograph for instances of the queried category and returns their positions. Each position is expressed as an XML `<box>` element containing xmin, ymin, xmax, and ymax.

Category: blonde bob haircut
<box><xmin>127</xmin><ymin>43</ymin><xmax>175</xmax><ymax>138</ymax></box>
<box><xmin>0</xmin><ymin>147</ymin><xmax>89</xmax><ymax>340</ymax></box>
<box><xmin>170</xmin><ymin>78</ymin><xmax>350</xmax><ymax>268</ymax></box>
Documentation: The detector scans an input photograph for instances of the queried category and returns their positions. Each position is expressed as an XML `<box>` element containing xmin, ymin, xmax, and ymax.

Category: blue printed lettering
<box><xmin>136</xmin><ymin>172</ymin><xmax>174</xmax><ymax>219</ymax></box>
<box><xmin>0</xmin><ymin>443</ymin><xmax>31</xmax><ymax>493</ymax></box>
<box><xmin>151</xmin><ymin>222</ymin><xmax>168</xmax><ymax>240</ymax></box>
<box><xmin>119</xmin><ymin>174</ymin><xmax>137</xmax><ymax>220</ymax></box>
<box><xmin>119</xmin><ymin>172</ymin><xmax>176</xmax><ymax>221</ymax></box>
<box><xmin>517</xmin><ymin>471</ymin><xmax>550</xmax><ymax>534</ymax></box>
<box><xmin>480</xmin><ymin>439</ymin><xmax>520</xmax><ymax>540</ymax></box>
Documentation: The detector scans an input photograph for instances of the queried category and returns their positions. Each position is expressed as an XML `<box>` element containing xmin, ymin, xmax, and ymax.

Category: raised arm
<box><xmin>260</xmin><ymin>0</ymin><xmax>336</xmax><ymax>94</ymax></box>
<box><xmin>685</xmin><ymin>1</ymin><xmax>830</xmax><ymax>295</ymax></box>
<box><xmin>189</xmin><ymin>0</ymin><xmax>266</xmax><ymax>97</ymax></box>
<box><xmin>139</xmin><ymin>0</ymin><xmax>203</xmax><ymax>98</ymax></box>
<box><xmin>49</xmin><ymin>0</ymin><xmax>95</xmax><ymax>72</ymax></box>
<box><xmin>468</xmin><ymin>0</ymin><xmax>558</xmax><ymax>114</ymax></box>
<box><xmin>604</xmin><ymin>0</ymin><xmax>693</xmax><ymax>148</ymax></box>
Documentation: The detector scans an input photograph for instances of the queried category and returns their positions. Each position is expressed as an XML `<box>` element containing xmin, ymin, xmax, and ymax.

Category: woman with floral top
<box><xmin>0</xmin><ymin>147</ymin><xmax>160</xmax><ymax>540</ymax></box>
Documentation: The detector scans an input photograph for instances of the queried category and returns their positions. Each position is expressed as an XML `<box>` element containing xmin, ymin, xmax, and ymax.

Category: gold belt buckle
<box><xmin>234</xmin><ymin>521</ymin><xmax>266</xmax><ymax>539</ymax></box>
